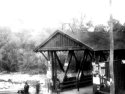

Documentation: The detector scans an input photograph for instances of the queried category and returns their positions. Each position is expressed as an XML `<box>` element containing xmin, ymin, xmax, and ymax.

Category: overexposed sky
<box><xmin>0</xmin><ymin>0</ymin><xmax>124</xmax><ymax>33</ymax></box>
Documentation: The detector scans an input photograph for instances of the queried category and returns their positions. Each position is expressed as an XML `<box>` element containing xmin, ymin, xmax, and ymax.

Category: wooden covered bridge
<box><xmin>34</xmin><ymin>30</ymin><xmax>94</xmax><ymax>94</ymax></box>
<box><xmin>34</xmin><ymin>30</ymin><xmax>125</xmax><ymax>94</ymax></box>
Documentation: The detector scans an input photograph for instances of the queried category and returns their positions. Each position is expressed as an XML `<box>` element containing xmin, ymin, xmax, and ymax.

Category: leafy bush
<box><xmin>0</xmin><ymin>29</ymin><xmax>47</xmax><ymax>74</ymax></box>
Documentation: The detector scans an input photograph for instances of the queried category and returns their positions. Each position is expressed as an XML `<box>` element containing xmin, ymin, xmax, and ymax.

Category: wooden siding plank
<box><xmin>34</xmin><ymin>30</ymin><xmax>93</xmax><ymax>52</ymax></box>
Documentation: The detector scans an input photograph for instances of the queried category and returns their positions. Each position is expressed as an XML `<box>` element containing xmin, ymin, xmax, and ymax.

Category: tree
<box><xmin>94</xmin><ymin>24</ymin><xmax>106</xmax><ymax>32</ymax></box>
<box><xmin>14</xmin><ymin>30</ymin><xmax>47</xmax><ymax>74</ymax></box>
<box><xmin>0</xmin><ymin>28</ymin><xmax>12</xmax><ymax>72</ymax></box>
<box><xmin>0</xmin><ymin>28</ymin><xmax>11</xmax><ymax>48</ymax></box>
<box><xmin>1</xmin><ymin>42</ymin><xmax>19</xmax><ymax>72</ymax></box>
<box><xmin>61</xmin><ymin>17</ymin><xmax>94</xmax><ymax>33</ymax></box>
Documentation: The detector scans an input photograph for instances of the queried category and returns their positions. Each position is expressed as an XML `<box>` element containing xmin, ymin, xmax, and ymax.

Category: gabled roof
<box><xmin>65</xmin><ymin>31</ymin><xmax>125</xmax><ymax>51</ymax></box>
<box><xmin>34</xmin><ymin>30</ymin><xmax>93</xmax><ymax>52</ymax></box>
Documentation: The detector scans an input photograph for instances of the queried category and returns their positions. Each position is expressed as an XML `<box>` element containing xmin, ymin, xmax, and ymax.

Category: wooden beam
<box><xmin>54</xmin><ymin>52</ymin><xmax>65</xmax><ymax>72</ymax></box>
<box><xmin>72</xmin><ymin>51</ymin><xmax>79</xmax><ymax>72</ymax></box>
<box><xmin>49</xmin><ymin>51</ymin><xmax>55</xmax><ymax>90</ymax></box>
<box><xmin>63</xmin><ymin>51</ymin><xmax>73</xmax><ymax>81</ymax></box>
<box><xmin>53</xmin><ymin>51</ymin><xmax>57</xmax><ymax>91</ymax></box>
<box><xmin>41</xmin><ymin>52</ymin><xmax>48</xmax><ymax>61</ymax></box>
<box><xmin>81</xmin><ymin>50</ymin><xmax>88</xmax><ymax>76</ymax></box>
<box><xmin>77</xmin><ymin>50</ymin><xmax>88</xmax><ymax>79</ymax></box>
<box><xmin>77</xmin><ymin>51</ymin><xmax>86</xmax><ymax>77</ymax></box>
<box><xmin>38</xmin><ymin>47</ymin><xmax>93</xmax><ymax>51</ymax></box>
<box><xmin>72</xmin><ymin>51</ymin><xmax>80</xmax><ymax>91</ymax></box>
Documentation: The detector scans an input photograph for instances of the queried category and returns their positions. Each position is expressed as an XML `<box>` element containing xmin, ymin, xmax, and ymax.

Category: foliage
<box><xmin>62</xmin><ymin>18</ymin><xmax>125</xmax><ymax>50</ymax></box>
<box><xmin>0</xmin><ymin>29</ymin><xmax>47</xmax><ymax>74</ymax></box>
<box><xmin>0</xmin><ymin>17</ymin><xmax>125</xmax><ymax>74</ymax></box>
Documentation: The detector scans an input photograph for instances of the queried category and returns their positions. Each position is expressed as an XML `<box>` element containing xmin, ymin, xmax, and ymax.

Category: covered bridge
<box><xmin>34</xmin><ymin>30</ymin><xmax>94</xmax><ymax>93</ymax></box>
<box><xmin>34</xmin><ymin>30</ymin><xmax>125</xmax><ymax>94</ymax></box>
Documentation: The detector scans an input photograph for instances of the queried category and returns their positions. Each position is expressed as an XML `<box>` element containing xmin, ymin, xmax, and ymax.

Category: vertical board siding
<box><xmin>114</xmin><ymin>60</ymin><xmax>125</xmax><ymax>94</ymax></box>
<box><xmin>41</xmin><ymin>33</ymin><xmax>83</xmax><ymax>50</ymax></box>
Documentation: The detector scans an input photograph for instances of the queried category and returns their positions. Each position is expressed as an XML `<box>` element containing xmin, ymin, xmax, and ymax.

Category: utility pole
<box><xmin>109</xmin><ymin>0</ymin><xmax>115</xmax><ymax>94</ymax></box>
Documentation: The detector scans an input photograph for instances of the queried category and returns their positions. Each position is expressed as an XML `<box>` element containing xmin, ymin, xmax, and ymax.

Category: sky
<box><xmin>0</xmin><ymin>0</ymin><xmax>125</xmax><ymax>34</ymax></box>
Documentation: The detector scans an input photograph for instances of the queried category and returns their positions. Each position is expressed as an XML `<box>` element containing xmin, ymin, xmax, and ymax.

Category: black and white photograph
<box><xmin>0</xmin><ymin>0</ymin><xmax>124</xmax><ymax>94</ymax></box>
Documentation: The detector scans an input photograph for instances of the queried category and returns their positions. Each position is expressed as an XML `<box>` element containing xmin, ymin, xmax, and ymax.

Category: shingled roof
<box><xmin>34</xmin><ymin>30</ymin><xmax>93</xmax><ymax>52</ymax></box>
<box><xmin>65</xmin><ymin>31</ymin><xmax>125</xmax><ymax>51</ymax></box>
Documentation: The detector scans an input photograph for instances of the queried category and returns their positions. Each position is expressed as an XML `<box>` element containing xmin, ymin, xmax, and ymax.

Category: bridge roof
<box><xmin>34</xmin><ymin>30</ymin><xmax>93</xmax><ymax>52</ymax></box>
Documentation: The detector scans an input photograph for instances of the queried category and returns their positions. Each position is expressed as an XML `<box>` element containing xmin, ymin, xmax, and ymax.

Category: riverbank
<box><xmin>0</xmin><ymin>72</ymin><xmax>48</xmax><ymax>94</ymax></box>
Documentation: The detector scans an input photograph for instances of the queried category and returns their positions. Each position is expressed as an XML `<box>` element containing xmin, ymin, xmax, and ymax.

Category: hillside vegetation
<box><xmin>0</xmin><ymin>18</ymin><xmax>125</xmax><ymax>74</ymax></box>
